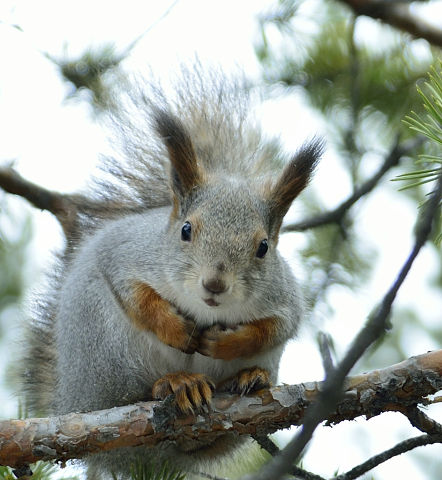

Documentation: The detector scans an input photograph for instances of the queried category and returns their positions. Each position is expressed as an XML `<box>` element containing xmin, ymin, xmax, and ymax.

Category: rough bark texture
<box><xmin>1</xmin><ymin>350</ymin><xmax>441</xmax><ymax>469</ymax></box>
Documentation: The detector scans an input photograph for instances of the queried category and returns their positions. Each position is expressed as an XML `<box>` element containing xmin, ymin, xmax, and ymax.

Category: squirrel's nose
<box><xmin>202</xmin><ymin>277</ymin><xmax>227</xmax><ymax>295</ymax></box>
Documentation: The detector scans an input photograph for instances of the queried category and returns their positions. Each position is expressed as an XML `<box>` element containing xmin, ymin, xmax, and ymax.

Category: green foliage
<box><xmin>302</xmin><ymin>29</ymin><xmax>426</xmax><ymax>122</ymax></box>
<box><xmin>0</xmin><ymin>200</ymin><xmax>32</xmax><ymax>332</ymax></box>
<box><xmin>256</xmin><ymin>0</ymin><xmax>434</xmax><ymax>154</ymax></box>
<box><xmin>394</xmin><ymin>63</ymin><xmax>442</xmax><ymax>243</ymax></box>
<box><xmin>404</xmin><ymin>63</ymin><xmax>442</xmax><ymax>146</ymax></box>
<box><xmin>0</xmin><ymin>466</ymin><xmax>17</xmax><ymax>480</ymax></box>
<box><xmin>46</xmin><ymin>45</ymin><xmax>125</xmax><ymax>111</ymax></box>
<box><xmin>0</xmin><ymin>462</ymin><xmax>77</xmax><ymax>480</ymax></box>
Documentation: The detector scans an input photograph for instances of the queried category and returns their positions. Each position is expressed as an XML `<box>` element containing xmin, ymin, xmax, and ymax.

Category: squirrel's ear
<box><xmin>154</xmin><ymin>110</ymin><xmax>203</xmax><ymax>207</ymax></box>
<box><xmin>267</xmin><ymin>138</ymin><xmax>324</xmax><ymax>237</ymax></box>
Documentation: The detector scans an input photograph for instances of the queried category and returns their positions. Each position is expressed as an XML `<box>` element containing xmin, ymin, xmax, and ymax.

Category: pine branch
<box><xmin>0</xmin><ymin>165</ymin><xmax>143</xmax><ymax>238</ymax></box>
<box><xmin>339</xmin><ymin>0</ymin><xmax>442</xmax><ymax>47</ymax></box>
<box><xmin>405</xmin><ymin>406</ymin><xmax>442</xmax><ymax>436</ymax></box>
<box><xmin>253</xmin><ymin>429</ymin><xmax>442</xmax><ymax>480</ymax></box>
<box><xmin>282</xmin><ymin>137</ymin><xmax>422</xmax><ymax>232</ymax></box>
<box><xmin>0</xmin><ymin>164</ymin><xmax>80</xmax><ymax>237</ymax></box>
<box><xmin>334</xmin><ymin>434</ymin><xmax>442</xmax><ymax>480</ymax></box>
<box><xmin>0</xmin><ymin>350</ymin><xmax>441</xmax><ymax>470</ymax></box>
<box><xmin>253</xmin><ymin>435</ymin><xmax>325</xmax><ymax>480</ymax></box>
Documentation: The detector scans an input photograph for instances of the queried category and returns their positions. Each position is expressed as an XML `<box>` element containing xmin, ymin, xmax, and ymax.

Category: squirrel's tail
<box><xmin>21</xmin><ymin>264</ymin><xmax>61</xmax><ymax>416</ymax></box>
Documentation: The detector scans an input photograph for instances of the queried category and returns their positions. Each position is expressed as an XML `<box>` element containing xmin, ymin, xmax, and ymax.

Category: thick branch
<box><xmin>0</xmin><ymin>350</ymin><xmax>441</xmax><ymax>469</ymax></box>
<box><xmin>0</xmin><ymin>165</ymin><xmax>79</xmax><ymax>236</ymax></box>
<box><xmin>0</xmin><ymin>166</ymin><xmax>142</xmax><ymax>238</ymax></box>
<box><xmin>339</xmin><ymin>0</ymin><xmax>442</xmax><ymax>47</ymax></box>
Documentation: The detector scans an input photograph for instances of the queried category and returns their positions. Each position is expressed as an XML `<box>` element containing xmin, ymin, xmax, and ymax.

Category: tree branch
<box><xmin>282</xmin><ymin>137</ymin><xmax>421</xmax><ymax>232</ymax></box>
<box><xmin>0</xmin><ymin>165</ymin><xmax>143</xmax><ymax>238</ymax></box>
<box><xmin>335</xmin><ymin>434</ymin><xmax>442</xmax><ymax>480</ymax></box>
<box><xmin>254</xmin><ymin>431</ymin><xmax>442</xmax><ymax>480</ymax></box>
<box><xmin>0</xmin><ymin>164</ymin><xmax>80</xmax><ymax>237</ymax></box>
<box><xmin>253</xmin><ymin>435</ymin><xmax>326</xmax><ymax>480</ymax></box>
<box><xmin>0</xmin><ymin>350</ymin><xmax>440</xmax><ymax>470</ymax></box>
<box><xmin>339</xmin><ymin>0</ymin><xmax>442</xmax><ymax>47</ymax></box>
<box><xmin>405</xmin><ymin>406</ymin><xmax>442</xmax><ymax>436</ymax></box>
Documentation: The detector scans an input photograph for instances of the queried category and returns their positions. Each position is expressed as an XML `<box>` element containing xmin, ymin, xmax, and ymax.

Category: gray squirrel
<box><xmin>21</xmin><ymin>67</ymin><xmax>323</xmax><ymax>478</ymax></box>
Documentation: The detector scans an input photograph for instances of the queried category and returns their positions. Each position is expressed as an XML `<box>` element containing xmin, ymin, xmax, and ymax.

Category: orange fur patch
<box><xmin>128</xmin><ymin>283</ymin><xmax>198</xmax><ymax>353</ymax></box>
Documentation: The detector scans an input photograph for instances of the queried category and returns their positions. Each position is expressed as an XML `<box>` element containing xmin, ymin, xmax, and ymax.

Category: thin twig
<box><xmin>282</xmin><ymin>137</ymin><xmax>422</xmax><ymax>232</ymax></box>
<box><xmin>252</xmin><ymin>434</ymin><xmax>280</xmax><ymax>456</ymax></box>
<box><xmin>334</xmin><ymin>434</ymin><xmax>442</xmax><ymax>480</ymax></box>
<box><xmin>192</xmin><ymin>472</ymin><xmax>229</xmax><ymax>480</ymax></box>
<box><xmin>123</xmin><ymin>0</ymin><xmax>181</xmax><ymax>56</ymax></box>
<box><xmin>346</xmin><ymin>15</ymin><xmax>361</xmax><ymax>185</ymax></box>
<box><xmin>291</xmin><ymin>466</ymin><xmax>326</xmax><ymax>480</ymax></box>
<box><xmin>317</xmin><ymin>332</ymin><xmax>335</xmax><ymax>376</ymax></box>
<box><xmin>240</xmin><ymin>172</ymin><xmax>442</xmax><ymax>480</ymax></box>
<box><xmin>253</xmin><ymin>435</ymin><xmax>326</xmax><ymax>480</ymax></box>
<box><xmin>405</xmin><ymin>407</ymin><xmax>442</xmax><ymax>436</ymax></box>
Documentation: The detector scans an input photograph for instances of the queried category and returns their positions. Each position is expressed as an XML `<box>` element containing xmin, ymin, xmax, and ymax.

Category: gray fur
<box><xmin>21</xmin><ymin>67</ymin><xmax>322</xmax><ymax>478</ymax></box>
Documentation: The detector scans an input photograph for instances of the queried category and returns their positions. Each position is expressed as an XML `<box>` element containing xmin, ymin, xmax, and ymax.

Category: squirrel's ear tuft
<box><xmin>268</xmin><ymin>137</ymin><xmax>324</xmax><ymax>236</ymax></box>
<box><xmin>154</xmin><ymin>109</ymin><xmax>203</xmax><ymax>206</ymax></box>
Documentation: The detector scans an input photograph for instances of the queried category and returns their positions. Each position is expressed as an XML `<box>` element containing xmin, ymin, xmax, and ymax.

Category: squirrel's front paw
<box><xmin>155</xmin><ymin>307</ymin><xmax>199</xmax><ymax>353</ymax></box>
<box><xmin>159</xmin><ymin>311</ymin><xmax>199</xmax><ymax>354</ymax></box>
<box><xmin>217</xmin><ymin>367</ymin><xmax>271</xmax><ymax>395</ymax></box>
<box><xmin>197</xmin><ymin>324</ymin><xmax>253</xmax><ymax>360</ymax></box>
<box><xmin>152</xmin><ymin>372</ymin><xmax>215</xmax><ymax>414</ymax></box>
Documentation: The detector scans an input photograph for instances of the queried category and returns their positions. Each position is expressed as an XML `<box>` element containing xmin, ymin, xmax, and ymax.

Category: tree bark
<box><xmin>1</xmin><ymin>350</ymin><xmax>441</xmax><ymax>469</ymax></box>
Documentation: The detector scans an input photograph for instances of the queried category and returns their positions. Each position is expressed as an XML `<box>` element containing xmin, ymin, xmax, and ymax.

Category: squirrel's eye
<box><xmin>256</xmin><ymin>239</ymin><xmax>268</xmax><ymax>258</ymax></box>
<box><xmin>181</xmin><ymin>221</ymin><xmax>192</xmax><ymax>242</ymax></box>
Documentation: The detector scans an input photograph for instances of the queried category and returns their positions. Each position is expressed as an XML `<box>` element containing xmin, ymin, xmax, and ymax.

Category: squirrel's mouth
<box><xmin>204</xmin><ymin>298</ymin><xmax>220</xmax><ymax>307</ymax></box>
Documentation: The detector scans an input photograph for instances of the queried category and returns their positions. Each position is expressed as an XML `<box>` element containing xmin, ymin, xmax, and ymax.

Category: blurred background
<box><xmin>0</xmin><ymin>1</ymin><xmax>441</xmax><ymax>479</ymax></box>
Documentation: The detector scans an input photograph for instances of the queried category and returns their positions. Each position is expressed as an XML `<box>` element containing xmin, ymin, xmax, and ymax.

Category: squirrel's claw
<box><xmin>217</xmin><ymin>367</ymin><xmax>271</xmax><ymax>396</ymax></box>
<box><xmin>152</xmin><ymin>372</ymin><xmax>215</xmax><ymax>414</ymax></box>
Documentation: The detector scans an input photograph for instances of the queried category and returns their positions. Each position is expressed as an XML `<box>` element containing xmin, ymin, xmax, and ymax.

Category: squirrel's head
<box><xmin>155</xmin><ymin>109</ymin><xmax>323</xmax><ymax>323</ymax></box>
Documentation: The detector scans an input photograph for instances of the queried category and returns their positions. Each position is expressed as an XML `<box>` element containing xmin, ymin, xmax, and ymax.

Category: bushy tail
<box><xmin>21</xmin><ymin>267</ymin><xmax>61</xmax><ymax>416</ymax></box>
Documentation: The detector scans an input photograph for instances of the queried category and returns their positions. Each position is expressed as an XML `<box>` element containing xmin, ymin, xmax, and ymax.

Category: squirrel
<box><xmin>21</xmin><ymin>67</ymin><xmax>323</xmax><ymax>478</ymax></box>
